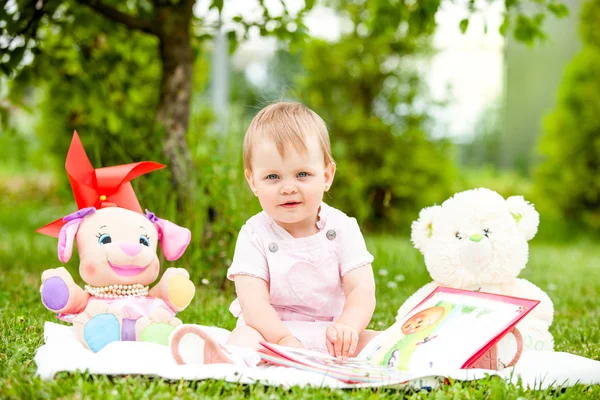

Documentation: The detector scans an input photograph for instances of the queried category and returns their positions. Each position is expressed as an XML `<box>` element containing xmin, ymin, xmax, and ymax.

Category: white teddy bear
<box><xmin>396</xmin><ymin>188</ymin><xmax>554</xmax><ymax>354</ymax></box>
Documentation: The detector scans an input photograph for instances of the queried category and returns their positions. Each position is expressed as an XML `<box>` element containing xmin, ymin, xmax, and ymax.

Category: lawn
<box><xmin>1</xmin><ymin>198</ymin><xmax>599</xmax><ymax>399</ymax></box>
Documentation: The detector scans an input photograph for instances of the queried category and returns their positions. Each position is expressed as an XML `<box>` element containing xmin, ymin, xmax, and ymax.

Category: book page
<box><xmin>258</xmin><ymin>287</ymin><xmax>538</xmax><ymax>381</ymax></box>
<box><xmin>259</xmin><ymin>342</ymin><xmax>423</xmax><ymax>384</ymax></box>
<box><xmin>357</xmin><ymin>287</ymin><xmax>538</xmax><ymax>372</ymax></box>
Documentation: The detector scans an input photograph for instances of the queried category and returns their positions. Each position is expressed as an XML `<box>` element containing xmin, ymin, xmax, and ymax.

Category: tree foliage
<box><xmin>18</xmin><ymin>6</ymin><xmax>162</xmax><ymax>164</ymax></box>
<box><xmin>459</xmin><ymin>101</ymin><xmax>503</xmax><ymax>170</ymax></box>
<box><xmin>0</xmin><ymin>0</ymin><xmax>572</xmax><ymax>244</ymax></box>
<box><xmin>534</xmin><ymin>0</ymin><xmax>600</xmax><ymax>230</ymax></box>
<box><xmin>1</xmin><ymin>0</ymin><xmax>309</xmax><ymax>211</ymax></box>
<box><xmin>291</xmin><ymin>0</ymin><xmax>457</xmax><ymax>232</ymax></box>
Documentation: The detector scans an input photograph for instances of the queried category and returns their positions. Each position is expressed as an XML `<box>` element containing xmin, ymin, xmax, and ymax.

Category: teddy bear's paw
<box><xmin>522</xmin><ymin>330</ymin><xmax>554</xmax><ymax>351</ymax></box>
<box><xmin>518</xmin><ymin>319</ymin><xmax>554</xmax><ymax>351</ymax></box>
<box><xmin>135</xmin><ymin>307</ymin><xmax>181</xmax><ymax>346</ymax></box>
<box><xmin>40</xmin><ymin>267</ymin><xmax>77</xmax><ymax>312</ymax></box>
<box><xmin>73</xmin><ymin>302</ymin><xmax>122</xmax><ymax>353</ymax></box>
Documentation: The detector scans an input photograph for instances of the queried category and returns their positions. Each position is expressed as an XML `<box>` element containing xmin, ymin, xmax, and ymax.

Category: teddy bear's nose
<box><xmin>120</xmin><ymin>243</ymin><xmax>143</xmax><ymax>257</ymax></box>
<box><xmin>469</xmin><ymin>233</ymin><xmax>483</xmax><ymax>242</ymax></box>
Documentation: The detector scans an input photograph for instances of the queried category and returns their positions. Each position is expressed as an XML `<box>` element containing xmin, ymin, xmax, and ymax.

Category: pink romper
<box><xmin>226</xmin><ymin>202</ymin><xmax>374</xmax><ymax>352</ymax></box>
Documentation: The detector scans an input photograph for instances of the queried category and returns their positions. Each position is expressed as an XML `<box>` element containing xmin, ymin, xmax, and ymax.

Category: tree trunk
<box><xmin>155</xmin><ymin>1</ymin><xmax>195</xmax><ymax>211</ymax></box>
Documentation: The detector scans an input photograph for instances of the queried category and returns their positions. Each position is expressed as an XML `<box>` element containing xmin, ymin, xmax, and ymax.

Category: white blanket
<box><xmin>34</xmin><ymin>322</ymin><xmax>600</xmax><ymax>390</ymax></box>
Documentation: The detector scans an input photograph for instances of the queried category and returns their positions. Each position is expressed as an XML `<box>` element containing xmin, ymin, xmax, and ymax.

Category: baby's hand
<box><xmin>326</xmin><ymin>323</ymin><xmax>358</xmax><ymax>359</ymax></box>
<box><xmin>277</xmin><ymin>335</ymin><xmax>304</xmax><ymax>349</ymax></box>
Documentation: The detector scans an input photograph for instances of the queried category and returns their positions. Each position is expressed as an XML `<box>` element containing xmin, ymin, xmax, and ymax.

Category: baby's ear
<box><xmin>411</xmin><ymin>205</ymin><xmax>442</xmax><ymax>254</ymax></box>
<box><xmin>146</xmin><ymin>210</ymin><xmax>191</xmax><ymax>261</ymax></box>
<box><xmin>506</xmin><ymin>196</ymin><xmax>539</xmax><ymax>241</ymax></box>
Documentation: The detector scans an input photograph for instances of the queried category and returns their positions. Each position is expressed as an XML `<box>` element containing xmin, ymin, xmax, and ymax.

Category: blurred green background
<box><xmin>1</xmin><ymin>0</ymin><xmax>598</xmax><ymax>281</ymax></box>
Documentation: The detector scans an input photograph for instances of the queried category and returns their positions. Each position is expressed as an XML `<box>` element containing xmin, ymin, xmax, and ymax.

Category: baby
<box><xmin>170</xmin><ymin>102</ymin><xmax>379</xmax><ymax>365</ymax></box>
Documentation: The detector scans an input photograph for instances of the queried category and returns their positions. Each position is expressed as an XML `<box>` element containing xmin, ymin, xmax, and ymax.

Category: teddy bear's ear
<box><xmin>411</xmin><ymin>205</ymin><xmax>442</xmax><ymax>253</ymax></box>
<box><xmin>506</xmin><ymin>196</ymin><xmax>539</xmax><ymax>241</ymax></box>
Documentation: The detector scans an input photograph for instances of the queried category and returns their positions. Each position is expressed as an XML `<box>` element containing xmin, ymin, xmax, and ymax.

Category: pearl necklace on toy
<box><xmin>84</xmin><ymin>283</ymin><xmax>149</xmax><ymax>299</ymax></box>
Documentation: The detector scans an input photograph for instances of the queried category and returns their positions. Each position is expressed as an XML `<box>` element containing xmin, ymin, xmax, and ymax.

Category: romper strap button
<box><xmin>268</xmin><ymin>243</ymin><xmax>278</xmax><ymax>253</ymax></box>
<box><xmin>326</xmin><ymin>230</ymin><xmax>336</xmax><ymax>240</ymax></box>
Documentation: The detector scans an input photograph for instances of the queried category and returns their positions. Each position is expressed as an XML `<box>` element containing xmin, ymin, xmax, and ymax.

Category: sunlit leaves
<box><xmin>293</xmin><ymin>1</ymin><xmax>456</xmax><ymax>230</ymax></box>
<box><xmin>579</xmin><ymin>0</ymin><xmax>600</xmax><ymax>47</ymax></box>
<box><xmin>535</xmin><ymin>1</ymin><xmax>600</xmax><ymax>231</ymax></box>
<box><xmin>210</xmin><ymin>0</ymin><xmax>224</xmax><ymax>14</ymax></box>
<box><xmin>502</xmin><ymin>0</ymin><xmax>569</xmax><ymax>45</ymax></box>
<box><xmin>459</xmin><ymin>18</ymin><xmax>469</xmax><ymax>34</ymax></box>
<box><xmin>548</xmin><ymin>1</ymin><xmax>569</xmax><ymax>18</ymax></box>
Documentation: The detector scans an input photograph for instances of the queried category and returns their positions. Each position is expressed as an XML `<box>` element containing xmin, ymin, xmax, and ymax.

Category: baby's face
<box><xmin>246</xmin><ymin>134</ymin><xmax>334</xmax><ymax>235</ymax></box>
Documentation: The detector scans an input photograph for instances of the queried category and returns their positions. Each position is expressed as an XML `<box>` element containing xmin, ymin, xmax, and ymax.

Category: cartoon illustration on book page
<box><xmin>364</xmin><ymin>299</ymin><xmax>496</xmax><ymax>371</ymax></box>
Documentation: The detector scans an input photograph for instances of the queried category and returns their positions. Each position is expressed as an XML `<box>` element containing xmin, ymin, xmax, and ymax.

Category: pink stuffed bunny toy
<box><xmin>37</xmin><ymin>132</ymin><xmax>195</xmax><ymax>353</ymax></box>
<box><xmin>40</xmin><ymin>207</ymin><xmax>194</xmax><ymax>353</ymax></box>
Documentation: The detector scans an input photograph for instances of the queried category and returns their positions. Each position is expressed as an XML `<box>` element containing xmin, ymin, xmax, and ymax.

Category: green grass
<box><xmin>1</xmin><ymin>199</ymin><xmax>599</xmax><ymax>399</ymax></box>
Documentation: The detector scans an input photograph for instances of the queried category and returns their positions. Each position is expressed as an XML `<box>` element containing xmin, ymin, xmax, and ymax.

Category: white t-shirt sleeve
<box><xmin>339</xmin><ymin>217</ymin><xmax>374</xmax><ymax>277</ymax></box>
<box><xmin>226</xmin><ymin>224</ymin><xmax>270</xmax><ymax>283</ymax></box>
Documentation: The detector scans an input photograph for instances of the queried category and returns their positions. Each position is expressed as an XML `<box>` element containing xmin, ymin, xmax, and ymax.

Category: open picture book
<box><xmin>257</xmin><ymin>287</ymin><xmax>539</xmax><ymax>384</ymax></box>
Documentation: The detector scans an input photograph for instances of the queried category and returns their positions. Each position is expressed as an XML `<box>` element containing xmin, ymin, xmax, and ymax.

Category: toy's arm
<box><xmin>149</xmin><ymin>267</ymin><xmax>196</xmax><ymax>312</ymax></box>
<box><xmin>511</xmin><ymin>278</ymin><xmax>554</xmax><ymax>325</ymax></box>
<box><xmin>395</xmin><ymin>282</ymin><xmax>439</xmax><ymax>322</ymax></box>
<box><xmin>40</xmin><ymin>267</ymin><xmax>90</xmax><ymax>314</ymax></box>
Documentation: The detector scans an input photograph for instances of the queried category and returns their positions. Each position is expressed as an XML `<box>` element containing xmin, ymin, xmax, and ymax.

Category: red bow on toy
<box><xmin>37</xmin><ymin>131</ymin><xmax>165</xmax><ymax>237</ymax></box>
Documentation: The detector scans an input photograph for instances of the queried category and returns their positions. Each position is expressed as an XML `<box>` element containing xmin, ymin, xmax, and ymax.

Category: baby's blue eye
<box><xmin>297</xmin><ymin>172</ymin><xmax>309</xmax><ymax>178</ymax></box>
<box><xmin>266</xmin><ymin>174</ymin><xmax>279</xmax><ymax>180</ymax></box>
<box><xmin>98</xmin><ymin>233</ymin><xmax>112</xmax><ymax>245</ymax></box>
<box><xmin>139</xmin><ymin>235</ymin><xmax>150</xmax><ymax>247</ymax></box>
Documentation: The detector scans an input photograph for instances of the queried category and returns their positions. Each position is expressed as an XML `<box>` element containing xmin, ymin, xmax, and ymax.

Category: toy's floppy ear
<box><xmin>57</xmin><ymin>207</ymin><xmax>96</xmax><ymax>263</ymax></box>
<box><xmin>411</xmin><ymin>205</ymin><xmax>442</xmax><ymax>254</ymax></box>
<box><xmin>506</xmin><ymin>196</ymin><xmax>539</xmax><ymax>241</ymax></box>
<box><xmin>146</xmin><ymin>210</ymin><xmax>191</xmax><ymax>261</ymax></box>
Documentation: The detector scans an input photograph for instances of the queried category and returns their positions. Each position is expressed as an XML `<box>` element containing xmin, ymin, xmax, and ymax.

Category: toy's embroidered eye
<box><xmin>97</xmin><ymin>233</ymin><xmax>112</xmax><ymax>245</ymax></box>
<box><xmin>455</xmin><ymin>232</ymin><xmax>463</xmax><ymax>240</ymax></box>
<box><xmin>483</xmin><ymin>228</ymin><xmax>491</xmax><ymax>237</ymax></box>
<box><xmin>139</xmin><ymin>235</ymin><xmax>150</xmax><ymax>247</ymax></box>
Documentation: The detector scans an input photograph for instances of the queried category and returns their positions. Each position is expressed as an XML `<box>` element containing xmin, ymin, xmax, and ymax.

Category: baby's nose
<box><xmin>281</xmin><ymin>185</ymin><xmax>297</xmax><ymax>194</ymax></box>
<box><xmin>120</xmin><ymin>243</ymin><xmax>143</xmax><ymax>257</ymax></box>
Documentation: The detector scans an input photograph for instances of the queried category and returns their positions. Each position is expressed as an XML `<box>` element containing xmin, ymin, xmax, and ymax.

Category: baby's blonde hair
<box><xmin>243</xmin><ymin>102</ymin><xmax>334</xmax><ymax>171</ymax></box>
